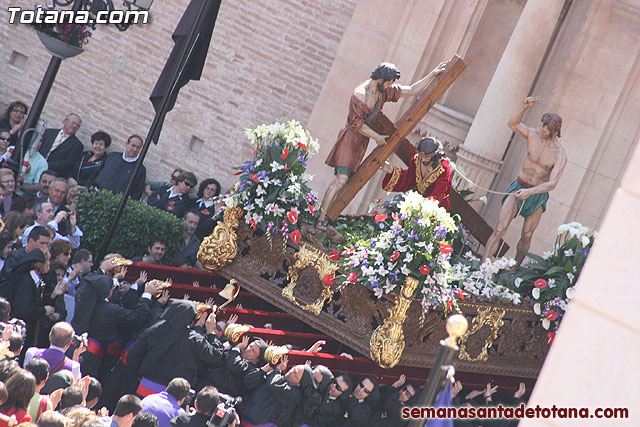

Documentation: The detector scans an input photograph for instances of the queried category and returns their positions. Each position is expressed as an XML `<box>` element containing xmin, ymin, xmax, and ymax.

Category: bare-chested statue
<box><xmin>483</xmin><ymin>97</ymin><xmax>567</xmax><ymax>267</ymax></box>
<box><xmin>316</xmin><ymin>61</ymin><xmax>446</xmax><ymax>228</ymax></box>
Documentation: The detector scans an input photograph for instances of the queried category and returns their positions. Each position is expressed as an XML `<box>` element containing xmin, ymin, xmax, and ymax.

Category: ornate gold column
<box><xmin>457</xmin><ymin>0</ymin><xmax>565</xmax><ymax>196</ymax></box>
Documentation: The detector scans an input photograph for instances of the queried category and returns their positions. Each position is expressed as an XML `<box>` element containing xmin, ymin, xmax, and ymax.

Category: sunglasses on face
<box><xmin>332</xmin><ymin>379</ymin><xmax>344</xmax><ymax>393</ymax></box>
<box><xmin>359</xmin><ymin>381</ymin><xmax>372</xmax><ymax>394</ymax></box>
<box><xmin>0</xmin><ymin>137</ymin><xmax>9</xmax><ymax>141</ymax></box>
<box><xmin>401</xmin><ymin>386</ymin><xmax>415</xmax><ymax>398</ymax></box>
<box><xmin>184</xmin><ymin>182</ymin><xmax>194</xmax><ymax>188</ymax></box>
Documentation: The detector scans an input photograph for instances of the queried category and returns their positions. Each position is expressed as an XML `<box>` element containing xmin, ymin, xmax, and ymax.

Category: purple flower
<box><xmin>407</xmin><ymin>230</ymin><xmax>418</xmax><ymax>241</ymax></box>
<box><xmin>434</xmin><ymin>227</ymin><xmax>447</xmax><ymax>240</ymax></box>
<box><xmin>389</xmin><ymin>270</ymin><xmax>399</xmax><ymax>281</ymax></box>
<box><xmin>370</xmin><ymin>278</ymin><xmax>380</xmax><ymax>288</ymax></box>
<box><xmin>582</xmin><ymin>248</ymin><xmax>589</xmax><ymax>257</ymax></box>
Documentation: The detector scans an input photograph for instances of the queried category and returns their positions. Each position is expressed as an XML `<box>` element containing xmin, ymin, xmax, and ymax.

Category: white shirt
<box><xmin>24</xmin><ymin>344</ymin><xmax>82</xmax><ymax>381</ymax></box>
<box><xmin>22</xmin><ymin>220</ymin><xmax>83</xmax><ymax>249</ymax></box>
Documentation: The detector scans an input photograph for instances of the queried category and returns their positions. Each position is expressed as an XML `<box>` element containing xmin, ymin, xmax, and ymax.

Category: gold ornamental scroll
<box><xmin>198</xmin><ymin>207</ymin><xmax>244</xmax><ymax>271</ymax></box>
<box><xmin>369</xmin><ymin>276</ymin><xmax>419</xmax><ymax>369</ymax></box>
<box><xmin>282</xmin><ymin>243</ymin><xmax>340</xmax><ymax>316</ymax></box>
<box><xmin>458</xmin><ymin>305</ymin><xmax>506</xmax><ymax>362</ymax></box>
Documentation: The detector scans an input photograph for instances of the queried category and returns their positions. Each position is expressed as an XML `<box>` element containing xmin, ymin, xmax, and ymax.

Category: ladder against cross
<box><xmin>325</xmin><ymin>54</ymin><xmax>467</xmax><ymax>221</ymax></box>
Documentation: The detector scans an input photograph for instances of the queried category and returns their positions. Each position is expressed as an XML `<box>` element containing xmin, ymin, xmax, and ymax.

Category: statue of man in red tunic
<box><xmin>316</xmin><ymin>62</ymin><xmax>446</xmax><ymax>228</ymax></box>
<box><xmin>380</xmin><ymin>137</ymin><xmax>452</xmax><ymax>210</ymax></box>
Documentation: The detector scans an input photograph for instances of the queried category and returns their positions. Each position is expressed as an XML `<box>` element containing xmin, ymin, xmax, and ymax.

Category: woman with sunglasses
<box><xmin>0</xmin><ymin>101</ymin><xmax>28</xmax><ymax>146</ymax></box>
<box><xmin>380</xmin><ymin>136</ymin><xmax>452</xmax><ymax>211</ymax></box>
<box><xmin>148</xmin><ymin>171</ymin><xmax>198</xmax><ymax>218</ymax></box>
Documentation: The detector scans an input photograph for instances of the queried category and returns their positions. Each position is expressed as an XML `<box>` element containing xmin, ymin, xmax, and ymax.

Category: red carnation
<box><xmin>545</xmin><ymin>310</ymin><xmax>558</xmax><ymax>321</ymax></box>
<box><xmin>456</xmin><ymin>288</ymin><xmax>465</xmax><ymax>300</ymax></box>
<box><xmin>287</xmin><ymin>210</ymin><xmax>298</xmax><ymax>225</ymax></box>
<box><xmin>447</xmin><ymin>300</ymin><xmax>454</xmax><ymax>312</ymax></box>
<box><xmin>419</xmin><ymin>265</ymin><xmax>430</xmax><ymax>275</ymax></box>
<box><xmin>297</xmin><ymin>142</ymin><xmax>307</xmax><ymax>149</ymax></box>
<box><xmin>281</xmin><ymin>148</ymin><xmax>289</xmax><ymax>160</ymax></box>
<box><xmin>534</xmin><ymin>279</ymin><xmax>548</xmax><ymax>289</ymax></box>
<box><xmin>249</xmin><ymin>174</ymin><xmax>259</xmax><ymax>183</ymax></box>
<box><xmin>290</xmin><ymin>230</ymin><xmax>301</xmax><ymax>244</ymax></box>
<box><xmin>346</xmin><ymin>272</ymin><xmax>358</xmax><ymax>283</ymax></box>
<box><xmin>390</xmin><ymin>251</ymin><xmax>400</xmax><ymax>261</ymax></box>
<box><xmin>322</xmin><ymin>274</ymin><xmax>334</xmax><ymax>286</ymax></box>
<box><xmin>374</xmin><ymin>214</ymin><xmax>388</xmax><ymax>222</ymax></box>
<box><xmin>329</xmin><ymin>249</ymin><xmax>340</xmax><ymax>261</ymax></box>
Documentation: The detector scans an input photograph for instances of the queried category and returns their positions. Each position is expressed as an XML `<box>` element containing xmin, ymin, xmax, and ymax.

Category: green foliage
<box><xmin>76</xmin><ymin>190</ymin><xmax>185</xmax><ymax>261</ymax></box>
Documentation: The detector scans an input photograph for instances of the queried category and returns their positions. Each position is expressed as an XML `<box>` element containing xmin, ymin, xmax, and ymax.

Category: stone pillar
<box><xmin>456</xmin><ymin>0</ymin><xmax>565</xmax><ymax>195</ymax></box>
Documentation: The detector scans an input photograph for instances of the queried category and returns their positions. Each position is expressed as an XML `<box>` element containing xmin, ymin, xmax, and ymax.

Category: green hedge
<box><xmin>76</xmin><ymin>189</ymin><xmax>186</xmax><ymax>261</ymax></box>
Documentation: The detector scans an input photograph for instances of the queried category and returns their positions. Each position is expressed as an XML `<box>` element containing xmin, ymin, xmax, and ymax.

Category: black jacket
<box><xmin>39</xmin><ymin>128</ymin><xmax>83</xmax><ymax>178</ymax></box>
<box><xmin>70</xmin><ymin>151</ymin><xmax>107</xmax><ymax>186</ymax></box>
<box><xmin>240</xmin><ymin>369</ymin><xmax>302</xmax><ymax>427</ymax></box>
<box><xmin>148</xmin><ymin>185</ymin><xmax>193</xmax><ymax>218</ymax></box>
<box><xmin>126</xmin><ymin>300</ymin><xmax>225</xmax><ymax>386</ymax></box>
<box><xmin>170</xmin><ymin>412</ymin><xmax>210</xmax><ymax>427</ymax></box>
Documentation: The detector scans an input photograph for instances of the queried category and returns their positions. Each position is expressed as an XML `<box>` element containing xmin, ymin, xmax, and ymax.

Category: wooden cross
<box><xmin>325</xmin><ymin>54</ymin><xmax>467</xmax><ymax>221</ymax></box>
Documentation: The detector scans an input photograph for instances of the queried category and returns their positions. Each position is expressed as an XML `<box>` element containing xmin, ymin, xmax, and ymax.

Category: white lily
<box><xmin>532</xmin><ymin>288</ymin><xmax>540</xmax><ymax>299</ymax></box>
<box><xmin>533</xmin><ymin>303</ymin><xmax>541</xmax><ymax>315</ymax></box>
<box><xmin>542</xmin><ymin>318</ymin><xmax>550</xmax><ymax>330</ymax></box>
<box><xmin>566</xmin><ymin>287</ymin><xmax>575</xmax><ymax>299</ymax></box>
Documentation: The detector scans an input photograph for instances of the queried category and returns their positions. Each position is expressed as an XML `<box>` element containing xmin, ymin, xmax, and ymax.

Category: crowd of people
<box><xmin>0</xmin><ymin>104</ymin><xmax>224</xmax><ymax>270</ymax></box>
<box><xmin>0</xmin><ymin>102</ymin><xmax>529</xmax><ymax>427</ymax></box>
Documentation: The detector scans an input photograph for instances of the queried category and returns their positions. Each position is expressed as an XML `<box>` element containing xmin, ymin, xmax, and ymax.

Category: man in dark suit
<box><xmin>39</xmin><ymin>113</ymin><xmax>84</xmax><ymax>178</ymax></box>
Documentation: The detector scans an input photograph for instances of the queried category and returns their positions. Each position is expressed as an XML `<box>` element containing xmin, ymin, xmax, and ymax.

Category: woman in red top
<box><xmin>0</xmin><ymin>369</ymin><xmax>36</xmax><ymax>426</ymax></box>
<box><xmin>381</xmin><ymin>137</ymin><xmax>452</xmax><ymax>211</ymax></box>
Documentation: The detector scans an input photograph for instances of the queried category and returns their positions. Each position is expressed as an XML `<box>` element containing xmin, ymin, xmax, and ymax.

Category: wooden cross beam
<box><xmin>326</xmin><ymin>54</ymin><xmax>467</xmax><ymax>221</ymax></box>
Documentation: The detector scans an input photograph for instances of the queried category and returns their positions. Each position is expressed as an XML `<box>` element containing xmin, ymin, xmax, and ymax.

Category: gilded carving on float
<box><xmin>282</xmin><ymin>243</ymin><xmax>340</xmax><ymax>316</ymax></box>
<box><xmin>224</xmin><ymin>323</ymin><xmax>252</xmax><ymax>343</ymax></box>
<box><xmin>369</xmin><ymin>275</ymin><xmax>419</xmax><ymax>369</ymax></box>
<box><xmin>458</xmin><ymin>305</ymin><xmax>506</xmax><ymax>362</ymax></box>
<box><xmin>263</xmin><ymin>345</ymin><xmax>289</xmax><ymax>365</ymax></box>
<box><xmin>198</xmin><ymin>207</ymin><xmax>244</xmax><ymax>271</ymax></box>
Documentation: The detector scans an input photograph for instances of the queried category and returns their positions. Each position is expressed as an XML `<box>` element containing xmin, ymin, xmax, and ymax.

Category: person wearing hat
<box><xmin>126</xmin><ymin>299</ymin><xmax>224</xmax><ymax>397</ymax></box>
<box><xmin>199</xmin><ymin>334</ymin><xmax>267</xmax><ymax>398</ymax></box>
<box><xmin>240</xmin><ymin>355</ymin><xmax>309</xmax><ymax>427</ymax></box>
<box><xmin>317</xmin><ymin>61</ymin><xmax>447</xmax><ymax>228</ymax></box>
<box><xmin>381</xmin><ymin>136</ymin><xmax>453</xmax><ymax>211</ymax></box>
<box><xmin>72</xmin><ymin>260</ymin><xmax>155</xmax><ymax>379</ymax></box>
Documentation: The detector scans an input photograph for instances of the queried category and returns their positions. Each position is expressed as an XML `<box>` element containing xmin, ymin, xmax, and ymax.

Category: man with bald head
<box><xmin>39</xmin><ymin>113</ymin><xmax>84</xmax><ymax>177</ymax></box>
<box><xmin>24</xmin><ymin>321</ymin><xmax>83</xmax><ymax>381</ymax></box>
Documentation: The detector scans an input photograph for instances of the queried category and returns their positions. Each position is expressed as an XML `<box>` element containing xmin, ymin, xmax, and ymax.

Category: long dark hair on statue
<box><xmin>417</xmin><ymin>137</ymin><xmax>446</xmax><ymax>168</ymax></box>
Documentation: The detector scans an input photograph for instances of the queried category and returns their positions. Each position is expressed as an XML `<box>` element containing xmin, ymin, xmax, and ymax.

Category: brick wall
<box><xmin>0</xmin><ymin>0</ymin><xmax>357</xmax><ymax>191</ymax></box>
